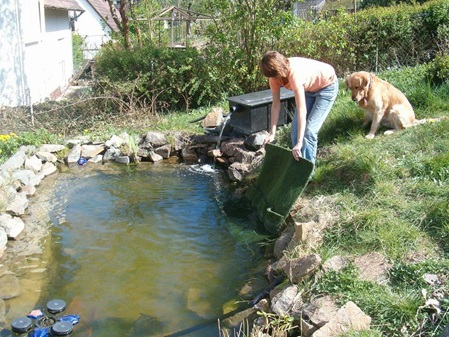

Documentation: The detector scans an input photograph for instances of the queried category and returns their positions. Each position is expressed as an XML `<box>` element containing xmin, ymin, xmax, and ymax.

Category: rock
<box><xmin>12</xmin><ymin>169</ymin><xmax>35</xmax><ymax>186</ymax></box>
<box><xmin>244</xmin><ymin>131</ymin><xmax>268</xmax><ymax>151</ymax></box>
<box><xmin>181</xmin><ymin>147</ymin><xmax>198</xmax><ymax>162</ymax></box>
<box><xmin>322</xmin><ymin>256</ymin><xmax>349</xmax><ymax>273</ymax></box>
<box><xmin>0</xmin><ymin>213</ymin><xmax>25</xmax><ymax>239</ymax></box>
<box><xmin>116</xmin><ymin>156</ymin><xmax>130</xmax><ymax>164</ymax></box>
<box><xmin>270</xmin><ymin>284</ymin><xmax>299</xmax><ymax>316</ymax></box>
<box><xmin>234</xmin><ymin>147</ymin><xmax>256</xmax><ymax>165</ymax></box>
<box><xmin>39</xmin><ymin>144</ymin><xmax>65</xmax><ymax>153</ymax></box>
<box><xmin>238</xmin><ymin>277</ymin><xmax>269</xmax><ymax>300</ymax></box>
<box><xmin>41</xmin><ymin>162</ymin><xmax>57</xmax><ymax>176</ymax></box>
<box><xmin>148</xmin><ymin>151</ymin><xmax>163</xmax><ymax>163</ymax></box>
<box><xmin>103</xmin><ymin>147</ymin><xmax>121</xmax><ymax>161</ymax></box>
<box><xmin>66</xmin><ymin>144</ymin><xmax>81</xmax><ymax>164</ymax></box>
<box><xmin>207</xmin><ymin>148</ymin><xmax>222</xmax><ymax>158</ymax></box>
<box><xmin>105</xmin><ymin>135</ymin><xmax>124</xmax><ymax>148</ymax></box>
<box><xmin>311</xmin><ymin>301</ymin><xmax>371</xmax><ymax>337</ymax></box>
<box><xmin>0</xmin><ymin>273</ymin><xmax>21</xmax><ymax>299</ymax></box>
<box><xmin>81</xmin><ymin>144</ymin><xmax>105</xmax><ymax>158</ymax></box>
<box><xmin>0</xmin><ymin>150</ymin><xmax>26</xmax><ymax>172</ymax></box>
<box><xmin>221</xmin><ymin>139</ymin><xmax>245</xmax><ymax>157</ymax></box>
<box><xmin>144</xmin><ymin>131</ymin><xmax>167</xmax><ymax>147</ymax></box>
<box><xmin>186</xmin><ymin>288</ymin><xmax>213</xmax><ymax>319</ymax></box>
<box><xmin>154</xmin><ymin>144</ymin><xmax>171</xmax><ymax>159</ymax></box>
<box><xmin>36</xmin><ymin>151</ymin><xmax>58</xmax><ymax>163</ymax></box>
<box><xmin>201</xmin><ymin>108</ymin><xmax>224</xmax><ymax>128</ymax></box>
<box><xmin>303</xmin><ymin>295</ymin><xmax>339</xmax><ymax>328</ymax></box>
<box><xmin>6</xmin><ymin>191</ymin><xmax>29</xmax><ymax>216</ymax></box>
<box><xmin>88</xmin><ymin>155</ymin><xmax>103</xmax><ymax>163</ymax></box>
<box><xmin>273</xmin><ymin>226</ymin><xmax>295</xmax><ymax>259</ymax></box>
<box><xmin>284</xmin><ymin>254</ymin><xmax>322</xmax><ymax>283</ymax></box>
<box><xmin>24</xmin><ymin>155</ymin><xmax>43</xmax><ymax>173</ymax></box>
<box><xmin>222</xmin><ymin>306</ymin><xmax>258</xmax><ymax>329</ymax></box>
<box><xmin>21</xmin><ymin>185</ymin><xmax>37</xmax><ymax>196</ymax></box>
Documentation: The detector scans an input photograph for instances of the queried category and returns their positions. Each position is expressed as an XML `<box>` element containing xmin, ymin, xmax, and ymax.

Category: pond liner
<box><xmin>163</xmin><ymin>274</ymin><xmax>285</xmax><ymax>337</ymax></box>
<box><xmin>245</xmin><ymin>143</ymin><xmax>314</xmax><ymax>235</ymax></box>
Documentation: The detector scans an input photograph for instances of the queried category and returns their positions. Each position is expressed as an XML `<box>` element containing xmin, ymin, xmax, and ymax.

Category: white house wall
<box><xmin>0</xmin><ymin>0</ymin><xmax>27</xmax><ymax>107</ymax></box>
<box><xmin>72</xmin><ymin>0</ymin><xmax>113</xmax><ymax>59</ymax></box>
<box><xmin>43</xmin><ymin>8</ymin><xmax>74</xmax><ymax>99</ymax></box>
<box><xmin>0</xmin><ymin>0</ymin><xmax>75</xmax><ymax>107</ymax></box>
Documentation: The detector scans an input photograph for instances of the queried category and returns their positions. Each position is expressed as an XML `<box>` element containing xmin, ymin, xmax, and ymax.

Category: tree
<box><xmin>201</xmin><ymin>0</ymin><xmax>296</xmax><ymax>92</ymax></box>
<box><xmin>105</xmin><ymin>0</ymin><xmax>132</xmax><ymax>49</ymax></box>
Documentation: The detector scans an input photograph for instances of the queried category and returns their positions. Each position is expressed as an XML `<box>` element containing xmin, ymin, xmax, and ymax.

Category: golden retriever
<box><xmin>345</xmin><ymin>71</ymin><xmax>423</xmax><ymax>139</ymax></box>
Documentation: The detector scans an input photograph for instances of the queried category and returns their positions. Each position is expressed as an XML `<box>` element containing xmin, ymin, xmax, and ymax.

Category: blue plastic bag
<box><xmin>28</xmin><ymin>327</ymin><xmax>50</xmax><ymax>337</ymax></box>
<box><xmin>58</xmin><ymin>314</ymin><xmax>80</xmax><ymax>325</ymax></box>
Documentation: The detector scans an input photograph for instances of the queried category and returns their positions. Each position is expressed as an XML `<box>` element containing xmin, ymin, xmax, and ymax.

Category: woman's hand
<box><xmin>292</xmin><ymin>144</ymin><xmax>302</xmax><ymax>161</ymax></box>
<box><xmin>264</xmin><ymin>132</ymin><xmax>276</xmax><ymax>146</ymax></box>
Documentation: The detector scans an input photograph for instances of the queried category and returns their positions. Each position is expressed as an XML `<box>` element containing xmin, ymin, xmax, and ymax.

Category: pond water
<box><xmin>39</xmin><ymin>162</ymin><xmax>267</xmax><ymax>336</ymax></box>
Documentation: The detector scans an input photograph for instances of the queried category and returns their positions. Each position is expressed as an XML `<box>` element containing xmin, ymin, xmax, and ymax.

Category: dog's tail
<box><xmin>414</xmin><ymin>116</ymin><xmax>448</xmax><ymax>126</ymax></box>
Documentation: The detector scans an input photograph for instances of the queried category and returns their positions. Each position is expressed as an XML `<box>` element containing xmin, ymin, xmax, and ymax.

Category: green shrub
<box><xmin>72</xmin><ymin>33</ymin><xmax>86</xmax><ymax>72</ymax></box>
<box><xmin>93</xmin><ymin>44</ymin><xmax>233</xmax><ymax>111</ymax></box>
<box><xmin>425</xmin><ymin>52</ymin><xmax>449</xmax><ymax>86</ymax></box>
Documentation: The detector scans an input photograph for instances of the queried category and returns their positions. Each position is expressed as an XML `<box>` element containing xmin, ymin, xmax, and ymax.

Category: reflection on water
<box><xmin>43</xmin><ymin>162</ymin><xmax>266</xmax><ymax>336</ymax></box>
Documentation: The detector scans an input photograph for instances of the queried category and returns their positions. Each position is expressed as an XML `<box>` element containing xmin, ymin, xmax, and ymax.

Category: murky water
<box><xmin>36</xmin><ymin>162</ymin><xmax>267</xmax><ymax>337</ymax></box>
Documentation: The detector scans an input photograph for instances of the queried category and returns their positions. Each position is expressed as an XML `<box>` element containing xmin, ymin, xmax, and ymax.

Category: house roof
<box><xmin>85</xmin><ymin>0</ymin><xmax>120</xmax><ymax>32</ymax></box>
<box><xmin>44</xmin><ymin>0</ymin><xmax>84</xmax><ymax>11</ymax></box>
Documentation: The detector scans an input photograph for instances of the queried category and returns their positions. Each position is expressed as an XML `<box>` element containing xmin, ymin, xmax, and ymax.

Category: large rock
<box><xmin>0</xmin><ymin>273</ymin><xmax>21</xmax><ymax>300</ymax></box>
<box><xmin>270</xmin><ymin>284</ymin><xmax>299</xmax><ymax>316</ymax></box>
<box><xmin>284</xmin><ymin>254</ymin><xmax>322</xmax><ymax>283</ymax></box>
<box><xmin>0</xmin><ymin>213</ymin><xmax>25</xmax><ymax>239</ymax></box>
<box><xmin>81</xmin><ymin>144</ymin><xmax>105</xmax><ymax>158</ymax></box>
<box><xmin>6</xmin><ymin>191</ymin><xmax>29</xmax><ymax>216</ymax></box>
<box><xmin>39</xmin><ymin>144</ymin><xmax>65</xmax><ymax>153</ymax></box>
<box><xmin>0</xmin><ymin>150</ymin><xmax>26</xmax><ymax>172</ymax></box>
<box><xmin>66</xmin><ymin>144</ymin><xmax>81</xmax><ymax>164</ymax></box>
<box><xmin>201</xmin><ymin>108</ymin><xmax>224</xmax><ymax>128</ymax></box>
<box><xmin>311</xmin><ymin>301</ymin><xmax>371</xmax><ymax>337</ymax></box>
<box><xmin>302</xmin><ymin>295</ymin><xmax>339</xmax><ymax>328</ymax></box>
<box><xmin>36</xmin><ymin>151</ymin><xmax>58</xmax><ymax>163</ymax></box>
<box><xmin>24</xmin><ymin>155</ymin><xmax>43</xmax><ymax>173</ymax></box>
<box><xmin>144</xmin><ymin>131</ymin><xmax>167</xmax><ymax>147</ymax></box>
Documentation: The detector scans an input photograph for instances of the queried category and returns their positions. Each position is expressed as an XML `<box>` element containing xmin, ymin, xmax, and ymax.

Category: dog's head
<box><xmin>345</xmin><ymin>71</ymin><xmax>372</xmax><ymax>103</ymax></box>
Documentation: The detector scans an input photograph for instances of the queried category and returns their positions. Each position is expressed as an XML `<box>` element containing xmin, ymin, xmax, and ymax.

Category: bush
<box><xmin>425</xmin><ymin>52</ymin><xmax>449</xmax><ymax>86</ymax></box>
<box><xmin>93</xmin><ymin>44</ymin><xmax>232</xmax><ymax>112</ymax></box>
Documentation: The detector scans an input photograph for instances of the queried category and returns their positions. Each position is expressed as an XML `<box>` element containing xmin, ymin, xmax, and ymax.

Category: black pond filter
<box><xmin>227</xmin><ymin>87</ymin><xmax>295</xmax><ymax>135</ymax></box>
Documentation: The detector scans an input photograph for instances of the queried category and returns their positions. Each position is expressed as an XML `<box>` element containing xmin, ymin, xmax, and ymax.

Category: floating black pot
<box><xmin>51</xmin><ymin>321</ymin><xmax>73</xmax><ymax>336</ymax></box>
<box><xmin>11</xmin><ymin>317</ymin><xmax>32</xmax><ymax>334</ymax></box>
<box><xmin>46</xmin><ymin>299</ymin><xmax>66</xmax><ymax>315</ymax></box>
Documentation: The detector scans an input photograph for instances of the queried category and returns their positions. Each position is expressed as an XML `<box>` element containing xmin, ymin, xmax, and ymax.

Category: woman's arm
<box><xmin>265</xmin><ymin>89</ymin><xmax>281</xmax><ymax>144</ymax></box>
<box><xmin>292</xmin><ymin>85</ymin><xmax>307</xmax><ymax>161</ymax></box>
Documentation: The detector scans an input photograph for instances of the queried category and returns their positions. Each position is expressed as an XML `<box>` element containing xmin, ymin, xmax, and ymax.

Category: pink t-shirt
<box><xmin>269</xmin><ymin>57</ymin><xmax>336</xmax><ymax>93</ymax></box>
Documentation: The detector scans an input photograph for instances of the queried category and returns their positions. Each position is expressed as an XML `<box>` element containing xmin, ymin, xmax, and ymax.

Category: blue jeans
<box><xmin>291</xmin><ymin>80</ymin><xmax>339</xmax><ymax>164</ymax></box>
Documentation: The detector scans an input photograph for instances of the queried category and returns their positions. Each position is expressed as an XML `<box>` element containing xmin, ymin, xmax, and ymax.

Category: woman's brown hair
<box><xmin>260</xmin><ymin>51</ymin><xmax>289</xmax><ymax>78</ymax></box>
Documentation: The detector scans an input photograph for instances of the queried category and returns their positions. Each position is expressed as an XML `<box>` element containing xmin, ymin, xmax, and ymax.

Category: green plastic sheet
<box><xmin>245</xmin><ymin>143</ymin><xmax>314</xmax><ymax>235</ymax></box>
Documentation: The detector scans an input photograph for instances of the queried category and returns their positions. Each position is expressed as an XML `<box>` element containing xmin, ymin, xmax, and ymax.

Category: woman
<box><xmin>260</xmin><ymin>51</ymin><xmax>338</xmax><ymax>164</ymax></box>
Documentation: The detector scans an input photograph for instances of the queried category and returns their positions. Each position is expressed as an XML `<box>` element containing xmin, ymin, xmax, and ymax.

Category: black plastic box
<box><xmin>227</xmin><ymin>88</ymin><xmax>295</xmax><ymax>135</ymax></box>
